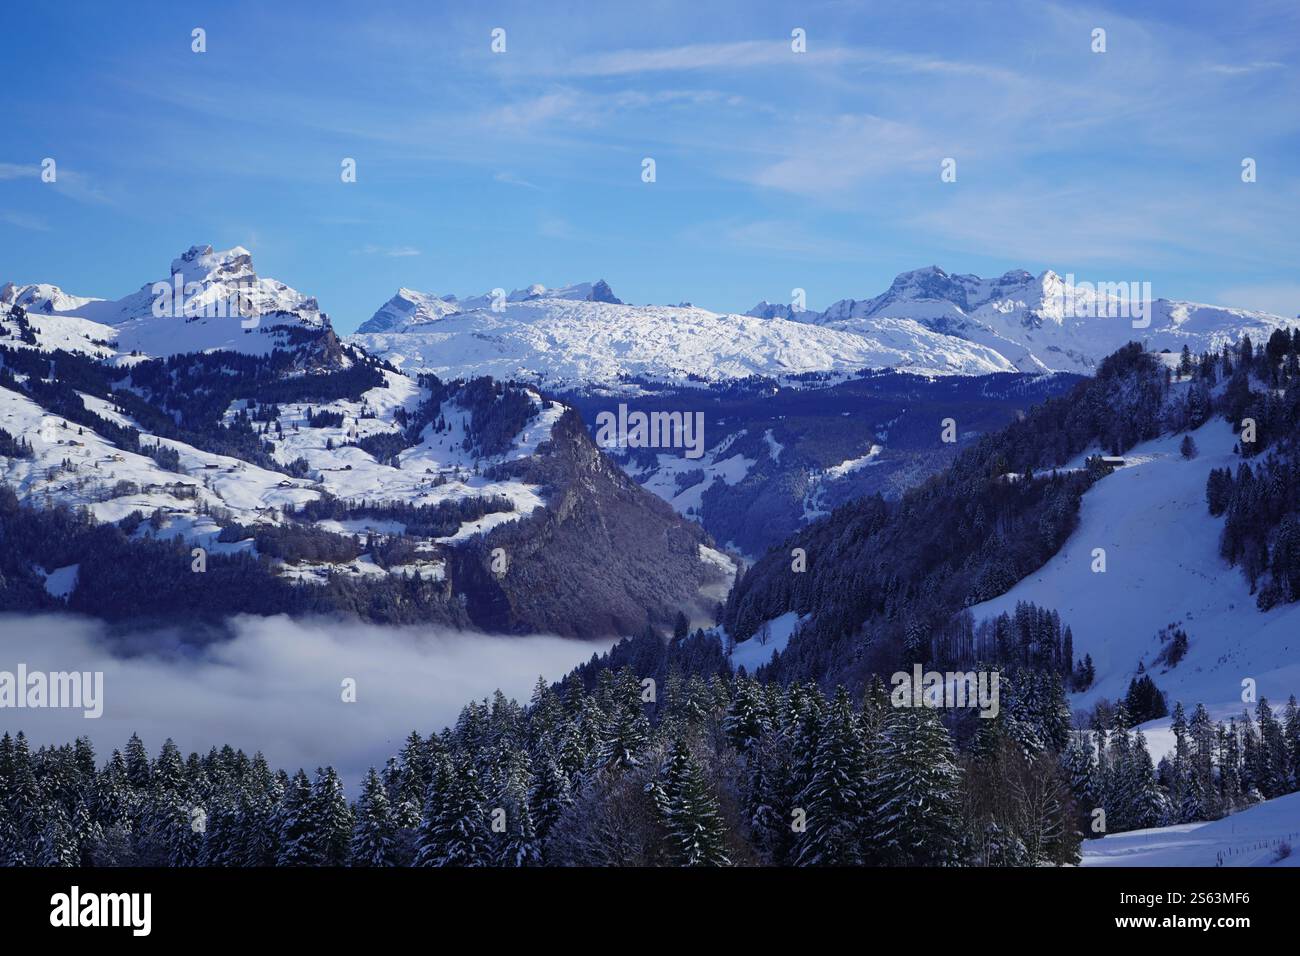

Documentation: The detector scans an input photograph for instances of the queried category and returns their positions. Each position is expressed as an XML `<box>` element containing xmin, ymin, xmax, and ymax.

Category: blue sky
<box><xmin>2</xmin><ymin>0</ymin><xmax>1298</xmax><ymax>332</ymax></box>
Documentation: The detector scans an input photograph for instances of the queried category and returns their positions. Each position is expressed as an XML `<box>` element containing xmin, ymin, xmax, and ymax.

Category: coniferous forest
<box><xmin>6</xmin><ymin>648</ymin><xmax>1299</xmax><ymax>866</ymax></box>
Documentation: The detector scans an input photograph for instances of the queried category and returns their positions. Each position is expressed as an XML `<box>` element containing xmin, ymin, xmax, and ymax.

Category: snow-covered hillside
<box><xmin>968</xmin><ymin>415</ymin><xmax>1300</xmax><ymax>713</ymax></box>
<box><xmin>1082</xmin><ymin>790</ymin><xmax>1300</xmax><ymax>867</ymax></box>
<box><xmin>0</xmin><ymin>370</ymin><xmax>557</xmax><ymax>583</ymax></box>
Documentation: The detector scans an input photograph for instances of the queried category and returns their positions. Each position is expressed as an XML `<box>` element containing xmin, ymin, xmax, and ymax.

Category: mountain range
<box><xmin>349</xmin><ymin>264</ymin><xmax>1296</xmax><ymax>389</ymax></box>
<box><xmin>6</xmin><ymin>246</ymin><xmax>1293</xmax><ymax>386</ymax></box>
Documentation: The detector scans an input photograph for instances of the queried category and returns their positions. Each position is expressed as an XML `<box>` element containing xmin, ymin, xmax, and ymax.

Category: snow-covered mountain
<box><xmin>796</xmin><ymin>266</ymin><xmax>1297</xmax><ymax>376</ymax></box>
<box><xmin>351</xmin><ymin>294</ymin><xmax>1019</xmax><ymax>387</ymax></box>
<box><xmin>353</xmin><ymin>266</ymin><xmax>1297</xmax><ymax>389</ymax></box>
<box><xmin>355</xmin><ymin>279</ymin><xmax>622</xmax><ymax>334</ymax></box>
<box><xmin>1</xmin><ymin>245</ymin><xmax>331</xmax><ymax>360</ymax></box>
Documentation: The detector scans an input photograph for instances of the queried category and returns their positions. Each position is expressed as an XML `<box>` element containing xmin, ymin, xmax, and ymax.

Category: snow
<box><xmin>350</xmin><ymin>295</ymin><xmax>1020</xmax><ymax>390</ymax></box>
<box><xmin>621</xmin><ymin>429</ymin><xmax>755</xmax><ymax>519</ymax></box>
<box><xmin>730</xmin><ymin>611</ymin><xmax>803</xmax><ymax>673</ymax></box>
<box><xmin>11</xmin><ymin>254</ymin><xmax>1294</xmax><ymax>388</ymax></box>
<box><xmin>813</xmin><ymin>267</ymin><xmax>1298</xmax><ymax>377</ymax></box>
<box><xmin>40</xmin><ymin>564</ymin><xmax>80</xmax><ymax>599</ymax></box>
<box><xmin>2</xmin><ymin>245</ymin><xmax>330</xmax><ymax>360</ymax></box>
<box><xmin>762</xmin><ymin>429</ymin><xmax>784</xmax><ymax>462</ymax></box>
<box><xmin>0</xmin><ymin>366</ymin><xmax>562</xmax><ymax>577</ymax></box>
<box><xmin>800</xmin><ymin>443</ymin><xmax>885</xmax><ymax>519</ymax></box>
<box><xmin>824</xmin><ymin>445</ymin><xmax>883</xmax><ymax>479</ymax></box>
<box><xmin>0</xmin><ymin>309</ymin><xmax>118</xmax><ymax>359</ymax></box>
<box><xmin>1082</xmin><ymin>791</ymin><xmax>1300</xmax><ymax>867</ymax></box>
<box><xmin>968</xmin><ymin>417</ymin><xmax>1300</xmax><ymax>713</ymax></box>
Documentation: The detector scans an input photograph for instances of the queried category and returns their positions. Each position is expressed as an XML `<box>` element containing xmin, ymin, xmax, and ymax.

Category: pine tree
<box><xmin>649</xmin><ymin>737</ymin><xmax>730</xmax><ymax>867</ymax></box>
<box><xmin>393</xmin><ymin>731</ymin><xmax>430</xmax><ymax>828</ymax></box>
<box><xmin>312</xmin><ymin>766</ymin><xmax>353</xmax><ymax>866</ymax></box>
<box><xmin>236</xmin><ymin>752</ymin><xmax>281</xmax><ymax>866</ymax></box>
<box><xmin>526</xmin><ymin>742</ymin><xmax>571</xmax><ymax>842</ymax></box>
<box><xmin>124</xmin><ymin>733</ymin><xmax>151</xmax><ymax>791</ymax></box>
<box><xmin>794</xmin><ymin>688</ymin><xmax>869</xmax><ymax>866</ymax></box>
<box><xmin>590</xmin><ymin>669</ymin><xmax>651</xmax><ymax>775</ymax></box>
<box><xmin>351</xmin><ymin>767</ymin><xmax>398</xmax><ymax>866</ymax></box>
<box><xmin>200</xmin><ymin>799</ymin><xmax>242</xmax><ymax>867</ymax></box>
<box><xmin>1283</xmin><ymin>696</ymin><xmax>1300</xmax><ymax>791</ymax></box>
<box><xmin>1256</xmin><ymin>698</ymin><xmax>1289</xmax><ymax>798</ymax></box>
<box><xmin>275</xmin><ymin>770</ymin><xmax>322</xmax><ymax>866</ymax></box>
<box><xmin>415</xmin><ymin>756</ymin><xmax>487</xmax><ymax>867</ymax></box>
<box><xmin>723</xmin><ymin>677</ymin><xmax>770</xmax><ymax>755</ymax></box>
<box><xmin>871</xmin><ymin>707</ymin><xmax>962</xmax><ymax>865</ymax></box>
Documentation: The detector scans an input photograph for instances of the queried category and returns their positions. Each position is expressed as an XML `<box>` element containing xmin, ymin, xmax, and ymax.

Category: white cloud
<box><xmin>560</xmin><ymin>40</ymin><xmax>1021</xmax><ymax>82</ymax></box>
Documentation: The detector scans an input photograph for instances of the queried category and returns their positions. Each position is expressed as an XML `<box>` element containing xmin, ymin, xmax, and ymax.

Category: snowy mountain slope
<box><xmin>0</xmin><ymin>299</ymin><xmax>118</xmax><ymax>359</ymax></box>
<box><xmin>804</xmin><ymin>266</ymin><xmax>1298</xmax><ymax>376</ymax></box>
<box><xmin>351</xmin><ymin>296</ymin><xmax>1018</xmax><ymax>388</ymax></box>
<box><xmin>354</xmin><ymin>266</ymin><xmax>1296</xmax><ymax>390</ymax></box>
<box><xmin>0</xmin><ymin>371</ymin><xmax>550</xmax><ymax>572</ymax></box>
<box><xmin>1082</xmin><ymin>790</ymin><xmax>1300</xmax><ymax>867</ymax></box>
<box><xmin>565</xmin><ymin>370</ymin><xmax>1082</xmax><ymax>557</ymax></box>
<box><xmin>967</xmin><ymin>415</ymin><xmax>1300</xmax><ymax>711</ymax></box>
<box><xmin>2</xmin><ymin>245</ymin><xmax>333</xmax><ymax>359</ymax></box>
<box><xmin>356</xmin><ymin>288</ymin><xmax>464</xmax><ymax>334</ymax></box>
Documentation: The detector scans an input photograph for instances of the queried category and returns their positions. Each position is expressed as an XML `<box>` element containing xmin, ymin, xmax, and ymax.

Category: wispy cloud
<box><xmin>353</xmin><ymin>244</ymin><xmax>422</xmax><ymax>258</ymax></box>
<box><xmin>1205</xmin><ymin>61</ymin><xmax>1285</xmax><ymax>75</ymax></box>
<box><xmin>741</xmin><ymin>114</ymin><xmax>936</xmax><ymax>196</ymax></box>
<box><xmin>688</xmin><ymin>218</ymin><xmax>873</xmax><ymax>260</ymax></box>
<box><xmin>0</xmin><ymin>162</ymin><xmax>36</xmax><ymax>180</ymax></box>
<box><xmin>0</xmin><ymin>211</ymin><xmax>51</xmax><ymax>231</ymax></box>
<box><xmin>557</xmin><ymin>40</ymin><xmax>1021</xmax><ymax>83</ymax></box>
<box><xmin>494</xmin><ymin>170</ymin><xmax>540</xmax><ymax>189</ymax></box>
<box><xmin>0</xmin><ymin>161</ymin><xmax>111</xmax><ymax>205</ymax></box>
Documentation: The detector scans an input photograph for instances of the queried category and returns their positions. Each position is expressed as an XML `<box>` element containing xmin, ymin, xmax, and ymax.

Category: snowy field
<box><xmin>1082</xmin><ymin>791</ymin><xmax>1300</xmax><ymax>867</ymax></box>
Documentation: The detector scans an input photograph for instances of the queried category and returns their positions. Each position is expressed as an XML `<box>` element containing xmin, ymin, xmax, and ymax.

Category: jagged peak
<box><xmin>169</xmin><ymin>244</ymin><xmax>256</xmax><ymax>284</ymax></box>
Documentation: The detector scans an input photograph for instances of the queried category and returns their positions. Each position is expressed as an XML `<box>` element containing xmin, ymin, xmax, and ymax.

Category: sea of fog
<box><xmin>0</xmin><ymin>613</ymin><xmax>610</xmax><ymax>791</ymax></box>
